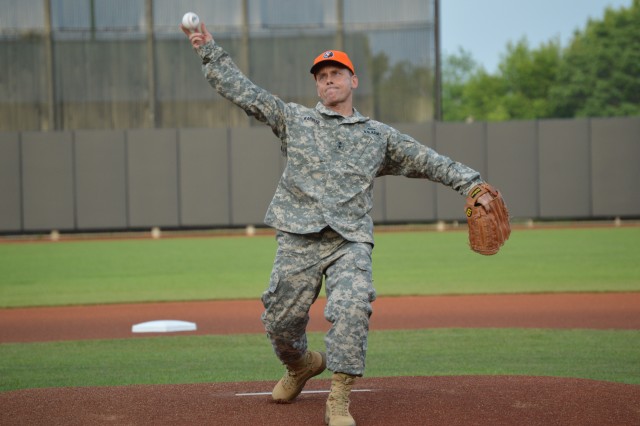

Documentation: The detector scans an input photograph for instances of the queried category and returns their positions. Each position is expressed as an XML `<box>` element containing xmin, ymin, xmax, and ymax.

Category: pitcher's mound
<box><xmin>2</xmin><ymin>375</ymin><xmax>639</xmax><ymax>425</ymax></box>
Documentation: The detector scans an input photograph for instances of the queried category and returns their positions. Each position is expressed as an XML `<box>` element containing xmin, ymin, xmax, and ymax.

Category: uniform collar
<box><xmin>315</xmin><ymin>102</ymin><xmax>369</xmax><ymax>124</ymax></box>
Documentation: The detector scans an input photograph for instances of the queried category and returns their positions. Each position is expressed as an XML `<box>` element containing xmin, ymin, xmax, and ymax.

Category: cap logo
<box><xmin>323</xmin><ymin>51</ymin><xmax>334</xmax><ymax>59</ymax></box>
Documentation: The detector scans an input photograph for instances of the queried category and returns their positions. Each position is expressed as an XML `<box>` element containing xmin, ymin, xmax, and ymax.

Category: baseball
<box><xmin>182</xmin><ymin>12</ymin><xmax>200</xmax><ymax>31</ymax></box>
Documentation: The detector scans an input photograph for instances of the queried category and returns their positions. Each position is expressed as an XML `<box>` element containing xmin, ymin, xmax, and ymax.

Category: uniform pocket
<box><xmin>355</xmin><ymin>257</ymin><xmax>371</xmax><ymax>272</ymax></box>
<box><xmin>261</xmin><ymin>270</ymin><xmax>280</xmax><ymax>312</ymax></box>
<box><xmin>353</xmin><ymin>251</ymin><xmax>376</xmax><ymax>303</ymax></box>
<box><xmin>268</xmin><ymin>270</ymin><xmax>280</xmax><ymax>293</ymax></box>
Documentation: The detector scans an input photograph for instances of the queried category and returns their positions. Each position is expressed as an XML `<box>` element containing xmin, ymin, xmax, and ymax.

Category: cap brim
<box><xmin>310</xmin><ymin>60</ymin><xmax>353</xmax><ymax>75</ymax></box>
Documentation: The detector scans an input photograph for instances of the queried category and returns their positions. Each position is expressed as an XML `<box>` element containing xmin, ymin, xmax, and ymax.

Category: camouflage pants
<box><xmin>261</xmin><ymin>228</ymin><xmax>376</xmax><ymax>376</ymax></box>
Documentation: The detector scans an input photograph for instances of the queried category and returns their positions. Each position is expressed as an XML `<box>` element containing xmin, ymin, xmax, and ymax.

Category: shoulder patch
<box><xmin>364</xmin><ymin>127</ymin><xmax>381</xmax><ymax>136</ymax></box>
<box><xmin>303</xmin><ymin>116</ymin><xmax>320</xmax><ymax>125</ymax></box>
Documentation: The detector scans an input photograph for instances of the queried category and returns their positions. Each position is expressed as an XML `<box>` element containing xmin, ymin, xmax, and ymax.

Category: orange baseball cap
<box><xmin>310</xmin><ymin>50</ymin><xmax>355</xmax><ymax>75</ymax></box>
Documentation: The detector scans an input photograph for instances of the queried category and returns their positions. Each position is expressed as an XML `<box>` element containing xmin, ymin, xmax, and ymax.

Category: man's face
<box><xmin>314</xmin><ymin>64</ymin><xmax>358</xmax><ymax>108</ymax></box>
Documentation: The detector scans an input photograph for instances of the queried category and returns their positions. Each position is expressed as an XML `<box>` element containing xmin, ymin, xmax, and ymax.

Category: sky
<box><xmin>441</xmin><ymin>0</ymin><xmax>633</xmax><ymax>73</ymax></box>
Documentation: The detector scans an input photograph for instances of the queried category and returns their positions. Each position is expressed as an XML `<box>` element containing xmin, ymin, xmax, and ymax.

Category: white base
<box><xmin>132</xmin><ymin>320</ymin><xmax>197</xmax><ymax>333</ymax></box>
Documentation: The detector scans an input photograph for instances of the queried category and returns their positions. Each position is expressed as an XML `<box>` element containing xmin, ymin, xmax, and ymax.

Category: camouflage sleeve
<box><xmin>378</xmin><ymin>127</ymin><xmax>483</xmax><ymax>196</ymax></box>
<box><xmin>195</xmin><ymin>41</ymin><xmax>287</xmax><ymax>139</ymax></box>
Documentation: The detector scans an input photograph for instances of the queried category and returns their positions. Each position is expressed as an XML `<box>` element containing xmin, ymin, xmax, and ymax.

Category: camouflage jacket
<box><xmin>197</xmin><ymin>41</ymin><xmax>482</xmax><ymax>244</ymax></box>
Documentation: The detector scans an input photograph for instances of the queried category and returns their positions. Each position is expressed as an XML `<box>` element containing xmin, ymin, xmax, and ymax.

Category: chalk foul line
<box><xmin>236</xmin><ymin>389</ymin><xmax>373</xmax><ymax>397</ymax></box>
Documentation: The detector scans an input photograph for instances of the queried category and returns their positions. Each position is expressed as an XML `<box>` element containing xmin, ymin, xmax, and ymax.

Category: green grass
<box><xmin>1</xmin><ymin>227</ymin><xmax>639</xmax><ymax>393</ymax></box>
<box><xmin>1</xmin><ymin>227</ymin><xmax>639</xmax><ymax>307</ymax></box>
<box><xmin>0</xmin><ymin>237</ymin><xmax>276</xmax><ymax>307</ymax></box>
<box><xmin>1</xmin><ymin>329</ymin><xmax>639</xmax><ymax>392</ymax></box>
<box><xmin>373</xmin><ymin>227</ymin><xmax>640</xmax><ymax>295</ymax></box>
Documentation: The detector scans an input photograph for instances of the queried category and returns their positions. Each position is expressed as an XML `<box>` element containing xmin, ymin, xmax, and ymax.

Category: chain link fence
<box><xmin>0</xmin><ymin>0</ymin><xmax>435</xmax><ymax>131</ymax></box>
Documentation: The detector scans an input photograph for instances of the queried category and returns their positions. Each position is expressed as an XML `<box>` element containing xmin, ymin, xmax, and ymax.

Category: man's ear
<box><xmin>351</xmin><ymin>74</ymin><xmax>359</xmax><ymax>89</ymax></box>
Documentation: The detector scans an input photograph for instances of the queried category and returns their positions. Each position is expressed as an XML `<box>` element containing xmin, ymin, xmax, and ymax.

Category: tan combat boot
<box><xmin>325</xmin><ymin>372</ymin><xmax>356</xmax><ymax>426</ymax></box>
<box><xmin>272</xmin><ymin>351</ymin><xmax>326</xmax><ymax>402</ymax></box>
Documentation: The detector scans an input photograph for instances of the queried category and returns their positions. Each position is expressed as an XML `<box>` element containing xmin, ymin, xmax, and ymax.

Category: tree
<box><xmin>498</xmin><ymin>38</ymin><xmax>562</xmax><ymax>119</ymax></box>
<box><xmin>549</xmin><ymin>0</ymin><xmax>640</xmax><ymax>117</ymax></box>
<box><xmin>460</xmin><ymin>70</ymin><xmax>508</xmax><ymax>121</ymax></box>
<box><xmin>441</xmin><ymin>47</ymin><xmax>481</xmax><ymax>121</ymax></box>
<box><xmin>442</xmin><ymin>0</ymin><xmax>640</xmax><ymax>121</ymax></box>
<box><xmin>443</xmin><ymin>38</ymin><xmax>561</xmax><ymax>122</ymax></box>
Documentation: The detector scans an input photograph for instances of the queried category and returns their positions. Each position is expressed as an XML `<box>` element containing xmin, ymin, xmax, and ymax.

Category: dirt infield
<box><xmin>2</xmin><ymin>292</ymin><xmax>640</xmax><ymax>343</ymax></box>
<box><xmin>3</xmin><ymin>376</ymin><xmax>640</xmax><ymax>426</ymax></box>
<box><xmin>1</xmin><ymin>293</ymin><xmax>640</xmax><ymax>425</ymax></box>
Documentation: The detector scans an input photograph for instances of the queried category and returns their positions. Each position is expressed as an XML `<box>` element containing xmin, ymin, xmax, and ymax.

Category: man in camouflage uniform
<box><xmin>183</xmin><ymin>22</ymin><xmax>483</xmax><ymax>426</ymax></box>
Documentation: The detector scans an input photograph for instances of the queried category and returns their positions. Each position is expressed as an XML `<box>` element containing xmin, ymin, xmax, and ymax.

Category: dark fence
<box><xmin>1</xmin><ymin>116</ymin><xmax>638</xmax><ymax>234</ymax></box>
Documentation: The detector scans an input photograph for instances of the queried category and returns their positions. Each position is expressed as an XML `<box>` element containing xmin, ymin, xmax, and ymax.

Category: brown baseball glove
<box><xmin>465</xmin><ymin>183</ymin><xmax>511</xmax><ymax>255</ymax></box>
